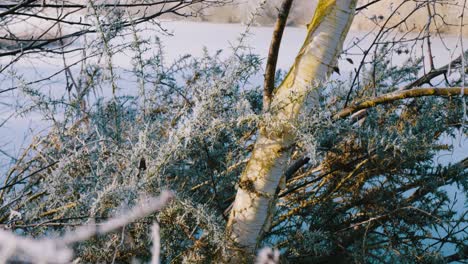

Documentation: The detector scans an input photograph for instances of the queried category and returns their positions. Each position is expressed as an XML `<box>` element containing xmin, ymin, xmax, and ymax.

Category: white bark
<box><xmin>226</xmin><ymin>0</ymin><xmax>357</xmax><ymax>253</ymax></box>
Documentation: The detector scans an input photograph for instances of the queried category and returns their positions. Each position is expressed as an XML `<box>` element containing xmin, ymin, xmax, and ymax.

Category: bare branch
<box><xmin>335</xmin><ymin>87</ymin><xmax>467</xmax><ymax>119</ymax></box>
<box><xmin>404</xmin><ymin>50</ymin><xmax>468</xmax><ymax>90</ymax></box>
<box><xmin>263</xmin><ymin>0</ymin><xmax>294</xmax><ymax>110</ymax></box>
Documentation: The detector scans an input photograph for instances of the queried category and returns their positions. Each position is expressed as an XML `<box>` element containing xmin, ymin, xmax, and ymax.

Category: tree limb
<box><xmin>263</xmin><ymin>0</ymin><xmax>294</xmax><ymax>110</ymax></box>
<box><xmin>403</xmin><ymin>50</ymin><xmax>468</xmax><ymax>90</ymax></box>
<box><xmin>335</xmin><ymin>87</ymin><xmax>467</xmax><ymax>119</ymax></box>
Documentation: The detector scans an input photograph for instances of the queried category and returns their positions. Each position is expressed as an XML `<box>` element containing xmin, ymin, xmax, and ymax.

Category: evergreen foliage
<box><xmin>0</xmin><ymin>1</ymin><xmax>466</xmax><ymax>263</ymax></box>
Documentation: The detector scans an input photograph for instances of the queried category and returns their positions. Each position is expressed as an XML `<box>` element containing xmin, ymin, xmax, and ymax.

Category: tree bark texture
<box><xmin>226</xmin><ymin>0</ymin><xmax>358</xmax><ymax>255</ymax></box>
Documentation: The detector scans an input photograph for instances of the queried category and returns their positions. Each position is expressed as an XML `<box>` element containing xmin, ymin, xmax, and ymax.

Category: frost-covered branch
<box><xmin>255</xmin><ymin>247</ymin><xmax>280</xmax><ymax>264</ymax></box>
<box><xmin>0</xmin><ymin>191</ymin><xmax>173</xmax><ymax>263</ymax></box>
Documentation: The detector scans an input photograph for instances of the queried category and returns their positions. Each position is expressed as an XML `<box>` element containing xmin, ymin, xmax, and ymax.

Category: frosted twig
<box><xmin>255</xmin><ymin>247</ymin><xmax>280</xmax><ymax>264</ymax></box>
<box><xmin>0</xmin><ymin>230</ymin><xmax>73</xmax><ymax>264</ymax></box>
<box><xmin>0</xmin><ymin>190</ymin><xmax>174</xmax><ymax>263</ymax></box>
<box><xmin>63</xmin><ymin>190</ymin><xmax>174</xmax><ymax>244</ymax></box>
<box><xmin>151</xmin><ymin>222</ymin><xmax>161</xmax><ymax>264</ymax></box>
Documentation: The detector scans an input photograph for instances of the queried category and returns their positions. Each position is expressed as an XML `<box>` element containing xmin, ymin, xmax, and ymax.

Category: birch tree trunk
<box><xmin>226</xmin><ymin>0</ymin><xmax>358</xmax><ymax>256</ymax></box>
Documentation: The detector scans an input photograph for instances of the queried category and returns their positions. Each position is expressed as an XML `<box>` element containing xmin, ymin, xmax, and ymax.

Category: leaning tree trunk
<box><xmin>226</xmin><ymin>0</ymin><xmax>358</xmax><ymax>257</ymax></box>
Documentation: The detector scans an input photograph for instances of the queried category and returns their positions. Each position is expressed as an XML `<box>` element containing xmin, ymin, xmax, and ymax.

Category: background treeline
<box><xmin>196</xmin><ymin>0</ymin><xmax>467</xmax><ymax>35</ymax></box>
